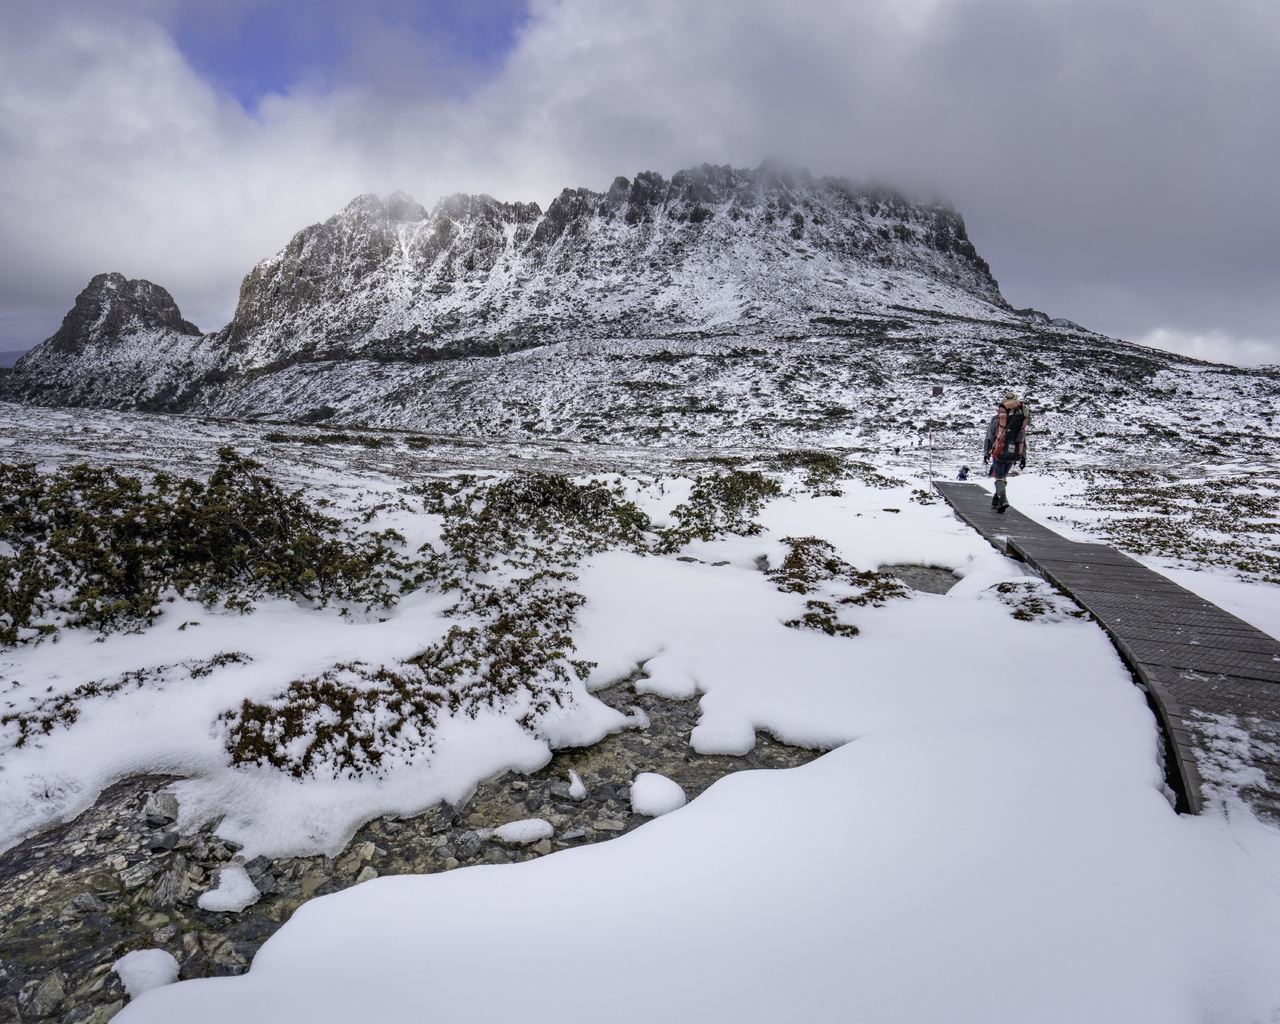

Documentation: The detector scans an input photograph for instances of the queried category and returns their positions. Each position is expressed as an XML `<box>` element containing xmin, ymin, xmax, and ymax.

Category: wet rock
<box><xmin>60</xmin><ymin>891</ymin><xmax>108</xmax><ymax>921</ymax></box>
<box><xmin>119</xmin><ymin>861</ymin><xmax>157</xmax><ymax>889</ymax></box>
<box><xmin>146</xmin><ymin>831</ymin><xmax>179</xmax><ymax>853</ymax></box>
<box><xmin>244</xmin><ymin>856</ymin><xmax>281</xmax><ymax>895</ymax></box>
<box><xmin>430</xmin><ymin>803</ymin><xmax>459</xmax><ymax>833</ymax></box>
<box><xmin>243</xmin><ymin>855</ymin><xmax>273</xmax><ymax>878</ymax></box>
<box><xmin>29</xmin><ymin>970</ymin><xmax>66</xmax><ymax>1017</ymax></box>
<box><xmin>148</xmin><ymin>868</ymin><xmax>186</xmax><ymax>910</ymax></box>
<box><xmin>454</xmin><ymin>832</ymin><xmax>483</xmax><ymax>859</ymax></box>
<box><xmin>179</xmin><ymin>948</ymin><xmax>211</xmax><ymax>980</ymax></box>
<box><xmin>143</xmin><ymin>792</ymin><xmax>179</xmax><ymax>827</ymax></box>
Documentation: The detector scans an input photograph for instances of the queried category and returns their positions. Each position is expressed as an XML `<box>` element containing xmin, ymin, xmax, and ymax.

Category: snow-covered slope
<box><xmin>6</xmin><ymin>273</ymin><xmax>220</xmax><ymax>409</ymax></box>
<box><xmin>2</xmin><ymin>162</ymin><xmax>1277</xmax><ymax>470</ymax></box>
<box><xmin>2</xmin><ymin>162</ymin><xmax>1010</xmax><ymax>415</ymax></box>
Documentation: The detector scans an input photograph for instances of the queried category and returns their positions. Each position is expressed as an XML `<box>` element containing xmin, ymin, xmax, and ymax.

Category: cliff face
<box><xmin>5</xmin><ymin>273</ymin><xmax>218</xmax><ymax>410</ymax></box>
<box><xmin>216</xmin><ymin>163</ymin><xmax>1003</xmax><ymax>371</ymax></box>
<box><xmin>1</xmin><ymin>162</ymin><xmax>1029</xmax><ymax>420</ymax></box>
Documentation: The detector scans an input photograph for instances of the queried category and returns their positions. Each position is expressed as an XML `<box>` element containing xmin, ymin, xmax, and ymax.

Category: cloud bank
<box><xmin>1</xmin><ymin>0</ymin><xmax>1277</xmax><ymax>365</ymax></box>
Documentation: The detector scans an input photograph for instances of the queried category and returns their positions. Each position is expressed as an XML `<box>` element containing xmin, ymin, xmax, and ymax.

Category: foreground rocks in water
<box><xmin>0</xmin><ymin>682</ymin><xmax>822</xmax><ymax>1022</ymax></box>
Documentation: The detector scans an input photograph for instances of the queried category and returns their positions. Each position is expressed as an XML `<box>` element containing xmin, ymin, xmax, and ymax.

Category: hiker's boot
<box><xmin>997</xmin><ymin>496</ymin><xmax>1010</xmax><ymax>514</ymax></box>
<box><xmin>991</xmin><ymin>494</ymin><xmax>1000</xmax><ymax>510</ymax></box>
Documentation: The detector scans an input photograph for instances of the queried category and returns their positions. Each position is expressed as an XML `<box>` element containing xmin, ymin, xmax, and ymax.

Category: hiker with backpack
<box><xmin>983</xmin><ymin>393</ymin><xmax>1029</xmax><ymax>513</ymax></box>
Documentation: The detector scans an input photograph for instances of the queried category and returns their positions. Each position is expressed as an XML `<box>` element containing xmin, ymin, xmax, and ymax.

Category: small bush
<box><xmin>657</xmin><ymin>470</ymin><xmax>782</xmax><ymax>552</ymax></box>
<box><xmin>0</xmin><ymin>448</ymin><xmax>415</xmax><ymax>646</ymax></box>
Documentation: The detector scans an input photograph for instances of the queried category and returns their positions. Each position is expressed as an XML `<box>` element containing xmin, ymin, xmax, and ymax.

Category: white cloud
<box><xmin>1134</xmin><ymin>329</ymin><xmax>1280</xmax><ymax>369</ymax></box>
<box><xmin>1</xmin><ymin>0</ymin><xmax>1278</xmax><ymax>367</ymax></box>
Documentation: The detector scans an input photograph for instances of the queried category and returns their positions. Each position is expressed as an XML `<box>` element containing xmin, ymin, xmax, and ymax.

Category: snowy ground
<box><xmin>2</xmin><ymin>403</ymin><xmax>1280</xmax><ymax>1022</ymax></box>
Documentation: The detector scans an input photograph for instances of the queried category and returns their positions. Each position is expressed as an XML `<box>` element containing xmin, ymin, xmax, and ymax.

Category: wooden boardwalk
<box><xmin>935</xmin><ymin>480</ymin><xmax>1280</xmax><ymax>819</ymax></box>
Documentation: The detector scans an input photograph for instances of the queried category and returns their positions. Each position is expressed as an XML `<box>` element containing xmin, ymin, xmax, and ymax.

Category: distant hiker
<box><xmin>983</xmin><ymin>392</ymin><xmax>1029</xmax><ymax>513</ymax></box>
<box><xmin>957</xmin><ymin>465</ymin><xmax>970</xmax><ymax>481</ymax></box>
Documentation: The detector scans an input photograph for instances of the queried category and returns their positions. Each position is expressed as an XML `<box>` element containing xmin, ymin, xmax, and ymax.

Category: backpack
<box><xmin>992</xmin><ymin>402</ymin><xmax>1026</xmax><ymax>459</ymax></box>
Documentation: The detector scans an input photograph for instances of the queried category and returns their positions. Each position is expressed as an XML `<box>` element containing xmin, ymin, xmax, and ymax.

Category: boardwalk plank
<box><xmin>934</xmin><ymin>479</ymin><xmax>1280</xmax><ymax>820</ymax></box>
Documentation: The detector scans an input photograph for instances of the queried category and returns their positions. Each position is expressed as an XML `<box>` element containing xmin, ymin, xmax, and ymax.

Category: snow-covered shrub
<box><xmin>225</xmin><ymin>472</ymin><xmax>648</xmax><ymax>778</ymax></box>
<box><xmin>988</xmin><ymin>581</ymin><xmax>1087</xmax><ymax>623</ymax></box>
<box><xmin>772</xmin><ymin>449</ymin><xmax>848</xmax><ymax>495</ymax></box>
<box><xmin>0</xmin><ymin>448</ymin><xmax>416</xmax><ymax>646</ymax></box>
<box><xmin>768</xmin><ymin>536</ymin><xmax>910</xmax><ymax>637</ymax></box>
<box><xmin>2</xmin><ymin>653</ymin><xmax>252</xmax><ymax>749</ymax></box>
<box><xmin>1076</xmin><ymin>470</ymin><xmax>1280</xmax><ymax>584</ymax></box>
<box><xmin>656</xmin><ymin>470</ymin><xmax>782</xmax><ymax>552</ymax></box>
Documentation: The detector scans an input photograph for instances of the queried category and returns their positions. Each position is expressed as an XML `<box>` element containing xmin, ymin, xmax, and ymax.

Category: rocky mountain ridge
<box><xmin>3</xmin><ymin>163</ymin><xmax>1012</xmax><ymax>410</ymax></box>
<box><xmin>1</xmin><ymin>161</ymin><xmax>1277</xmax><ymax>463</ymax></box>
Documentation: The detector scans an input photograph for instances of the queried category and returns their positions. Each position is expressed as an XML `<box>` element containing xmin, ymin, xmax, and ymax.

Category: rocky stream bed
<box><xmin>0</xmin><ymin>564</ymin><xmax>959</xmax><ymax>1022</ymax></box>
<box><xmin>0</xmin><ymin>682</ymin><xmax>822</xmax><ymax>1023</ymax></box>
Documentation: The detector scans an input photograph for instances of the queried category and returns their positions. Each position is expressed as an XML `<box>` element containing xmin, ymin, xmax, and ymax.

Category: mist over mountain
<box><xmin>1</xmin><ymin>161</ymin><xmax>1276</xmax><ymax>465</ymax></box>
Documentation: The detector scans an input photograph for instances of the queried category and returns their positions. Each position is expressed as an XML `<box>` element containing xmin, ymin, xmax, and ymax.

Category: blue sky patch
<box><xmin>164</xmin><ymin>0</ymin><xmax>530</xmax><ymax>108</ymax></box>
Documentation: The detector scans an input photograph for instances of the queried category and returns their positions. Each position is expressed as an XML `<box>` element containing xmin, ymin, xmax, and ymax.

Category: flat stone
<box><xmin>119</xmin><ymin>861</ymin><xmax>158</xmax><ymax>889</ymax></box>
<box><xmin>60</xmin><ymin>892</ymin><xmax>108</xmax><ymax>921</ymax></box>
<box><xmin>355</xmin><ymin>866</ymin><xmax>378</xmax><ymax>884</ymax></box>
<box><xmin>146</xmin><ymin>832</ymin><xmax>179</xmax><ymax>853</ymax></box>
<box><xmin>30</xmin><ymin>971</ymin><xmax>66</xmax><ymax>1017</ymax></box>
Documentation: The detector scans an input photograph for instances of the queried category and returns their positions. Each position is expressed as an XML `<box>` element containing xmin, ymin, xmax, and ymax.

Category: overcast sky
<box><xmin>1</xmin><ymin>0</ymin><xmax>1277</xmax><ymax>366</ymax></box>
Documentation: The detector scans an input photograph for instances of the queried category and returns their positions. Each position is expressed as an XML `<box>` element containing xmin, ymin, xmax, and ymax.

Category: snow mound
<box><xmin>630</xmin><ymin>772</ymin><xmax>687</xmax><ymax>817</ymax></box>
<box><xmin>491</xmin><ymin>818</ymin><xmax>554</xmax><ymax>845</ymax></box>
<box><xmin>197</xmin><ymin>863</ymin><xmax>261</xmax><ymax>912</ymax></box>
<box><xmin>567</xmin><ymin>770</ymin><xmax>587</xmax><ymax>801</ymax></box>
<box><xmin>112</xmin><ymin>949</ymin><xmax>179</xmax><ymax>998</ymax></box>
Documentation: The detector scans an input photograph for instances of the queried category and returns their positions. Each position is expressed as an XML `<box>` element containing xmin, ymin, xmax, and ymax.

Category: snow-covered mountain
<box><xmin>1</xmin><ymin>163</ymin><xmax>1001</xmax><ymax>409</ymax></box>
<box><xmin>7</xmin><ymin>273</ymin><xmax>219</xmax><ymax>409</ymax></box>
<box><xmin>217</xmin><ymin>162</ymin><xmax>1003</xmax><ymax>366</ymax></box>
<box><xmin>1</xmin><ymin>161</ymin><xmax>1277</xmax><ymax>467</ymax></box>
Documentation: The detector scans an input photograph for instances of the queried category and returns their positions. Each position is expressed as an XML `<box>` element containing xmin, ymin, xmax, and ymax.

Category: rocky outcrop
<box><xmin>37</xmin><ymin>273</ymin><xmax>201</xmax><ymax>356</ymax></box>
<box><xmin>0</xmin><ymin>162</ymin><xmax>1019</xmax><ymax>416</ymax></box>
<box><xmin>216</xmin><ymin>162</ymin><xmax>1005</xmax><ymax>371</ymax></box>
<box><xmin>3</xmin><ymin>274</ymin><xmax>218</xmax><ymax>411</ymax></box>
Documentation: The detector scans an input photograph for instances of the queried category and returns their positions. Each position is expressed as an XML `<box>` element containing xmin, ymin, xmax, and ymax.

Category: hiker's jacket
<box><xmin>983</xmin><ymin>400</ymin><xmax>1029</xmax><ymax>461</ymax></box>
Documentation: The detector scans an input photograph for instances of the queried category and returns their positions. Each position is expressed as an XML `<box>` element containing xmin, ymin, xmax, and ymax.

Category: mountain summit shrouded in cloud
<box><xmin>3</xmin><ymin>161</ymin><xmax>1012</xmax><ymax>416</ymax></box>
<box><xmin>0</xmin><ymin>0</ymin><xmax>1277</xmax><ymax>366</ymax></box>
<box><xmin>4</xmin><ymin>163</ymin><xmax>1275</xmax><ymax>476</ymax></box>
